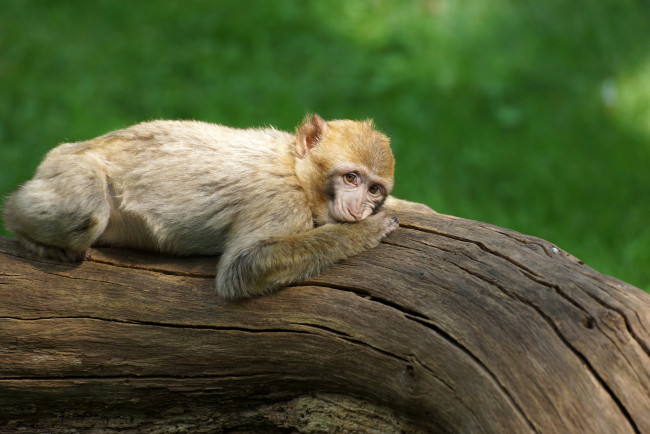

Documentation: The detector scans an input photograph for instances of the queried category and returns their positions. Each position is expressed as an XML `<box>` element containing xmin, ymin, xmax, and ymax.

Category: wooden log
<box><xmin>1</xmin><ymin>198</ymin><xmax>648</xmax><ymax>433</ymax></box>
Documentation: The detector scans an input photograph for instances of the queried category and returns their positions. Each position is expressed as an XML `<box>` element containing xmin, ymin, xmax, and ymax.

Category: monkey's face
<box><xmin>294</xmin><ymin>114</ymin><xmax>395</xmax><ymax>226</ymax></box>
<box><xmin>326</xmin><ymin>164</ymin><xmax>391</xmax><ymax>224</ymax></box>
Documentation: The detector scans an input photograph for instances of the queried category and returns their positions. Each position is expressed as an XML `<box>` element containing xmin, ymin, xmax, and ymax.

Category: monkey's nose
<box><xmin>353</xmin><ymin>210</ymin><xmax>370</xmax><ymax>221</ymax></box>
<box><xmin>347</xmin><ymin>208</ymin><xmax>363</xmax><ymax>221</ymax></box>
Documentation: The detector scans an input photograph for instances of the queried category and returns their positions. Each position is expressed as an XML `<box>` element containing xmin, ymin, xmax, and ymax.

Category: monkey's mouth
<box><xmin>338</xmin><ymin>207</ymin><xmax>372</xmax><ymax>223</ymax></box>
<box><xmin>328</xmin><ymin>200</ymin><xmax>372</xmax><ymax>223</ymax></box>
<box><xmin>347</xmin><ymin>209</ymin><xmax>364</xmax><ymax>222</ymax></box>
<box><xmin>328</xmin><ymin>215</ymin><xmax>357</xmax><ymax>224</ymax></box>
<box><xmin>326</xmin><ymin>210</ymin><xmax>359</xmax><ymax>224</ymax></box>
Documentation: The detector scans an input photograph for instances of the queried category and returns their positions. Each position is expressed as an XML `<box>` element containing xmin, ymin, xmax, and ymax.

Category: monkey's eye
<box><xmin>368</xmin><ymin>185</ymin><xmax>381</xmax><ymax>195</ymax></box>
<box><xmin>344</xmin><ymin>173</ymin><xmax>357</xmax><ymax>184</ymax></box>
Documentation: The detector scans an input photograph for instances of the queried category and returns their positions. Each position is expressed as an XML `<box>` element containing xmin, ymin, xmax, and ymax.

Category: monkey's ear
<box><xmin>296</xmin><ymin>114</ymin><xmax>329</xmax><ymax>158</ymax></box>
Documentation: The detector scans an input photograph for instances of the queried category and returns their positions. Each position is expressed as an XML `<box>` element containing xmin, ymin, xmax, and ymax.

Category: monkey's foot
<box><xmin>17</xmin><ymin>236</ymin><xmax>89</xmax><ymax>263</ymax></box>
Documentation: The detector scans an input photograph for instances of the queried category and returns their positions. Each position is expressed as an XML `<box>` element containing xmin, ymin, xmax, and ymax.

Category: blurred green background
<box><xmin>1</xmin><ymin>0</ymin><xmax>649</xmax><ymax>292</ymax></box>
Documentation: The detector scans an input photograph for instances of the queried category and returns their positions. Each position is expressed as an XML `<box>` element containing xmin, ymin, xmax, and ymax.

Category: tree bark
<box><xmin>1</xmin><ymin>198</ymin><xmax>648</xmax><ymax>433</ymax></box>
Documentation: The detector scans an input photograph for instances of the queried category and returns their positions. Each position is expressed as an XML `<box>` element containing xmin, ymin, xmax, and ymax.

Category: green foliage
<box><xmin>1</xmin><ymin>0</ymin><xmax>649</xmax><ymax>291</ymax></box>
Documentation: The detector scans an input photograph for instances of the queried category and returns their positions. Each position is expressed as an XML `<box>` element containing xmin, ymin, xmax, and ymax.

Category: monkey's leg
<box><xmin>4</xmin><ymin>171</ymin><xmax>111</xmax><ymax>262</ymax></box>
<box><xmin>215</xmin><ymin>214</ymin><xmax>397</xmax><ymax>298</ymax></box>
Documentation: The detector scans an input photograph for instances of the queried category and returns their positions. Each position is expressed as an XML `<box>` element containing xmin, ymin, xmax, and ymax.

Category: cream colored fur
<box><xmin>4</xmin><ymin>116</ymin><xmax>397</xmax><ymax>298</ymax></box>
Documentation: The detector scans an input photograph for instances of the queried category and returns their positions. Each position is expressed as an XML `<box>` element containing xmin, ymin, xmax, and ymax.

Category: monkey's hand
<box><xmin>215</xmin><ymin>214</ymin><xmax>399</xmax><ymax>299</ymax></box>
<box><xmin>358</xmin><ymin>212</ymin><xmax>399</xmax><ymax>249</ymax></box>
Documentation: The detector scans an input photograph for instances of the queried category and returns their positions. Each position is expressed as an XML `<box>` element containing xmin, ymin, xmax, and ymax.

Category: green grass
<box><xmin>1</xmin><ymin>0</ymin><xmax>649</xmax><ymax>292</ymax></box>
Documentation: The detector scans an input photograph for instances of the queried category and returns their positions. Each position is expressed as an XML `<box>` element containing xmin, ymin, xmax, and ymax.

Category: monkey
<box><xmin>3</xmin><ymin>114</ymin><xmax>398</xmax><ymax>298</ymax></box>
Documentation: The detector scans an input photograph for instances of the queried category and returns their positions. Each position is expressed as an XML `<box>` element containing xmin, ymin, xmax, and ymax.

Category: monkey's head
<box><xmin>295</xmin><ymin>114</ymin><xmax>395</xmax><ymax>225</ymax></box>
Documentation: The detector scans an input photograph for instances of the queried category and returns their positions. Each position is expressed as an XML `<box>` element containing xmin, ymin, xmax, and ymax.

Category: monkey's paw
<box><xmin>362</xmin><ymin>212</ymin><xmax>399</xmax><ymax>248</ymax></box>
<box><xmin>17</xmin><ymin>236</ymin><xmax>91</xmax><ymax>263</ymax></box>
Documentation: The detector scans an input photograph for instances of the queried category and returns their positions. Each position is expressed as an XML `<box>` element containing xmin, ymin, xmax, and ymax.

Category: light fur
<box><xmin>4</xmin><ymin>116</ymin><xmax>397</xmax><ymax>298</ymax></box>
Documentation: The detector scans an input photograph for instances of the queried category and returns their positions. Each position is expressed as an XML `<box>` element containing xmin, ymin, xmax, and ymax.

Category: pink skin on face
<box><xmin>327</xmin><ymin>167</ymin><xmax>387</xmax><ymax>223</ymax></box>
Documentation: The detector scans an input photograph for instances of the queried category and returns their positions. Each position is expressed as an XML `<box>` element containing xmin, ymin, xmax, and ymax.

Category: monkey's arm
<box><xmin>215</xmin><ymin>214</ymin><xmax>397</xmax><ymax>298</ymax></box>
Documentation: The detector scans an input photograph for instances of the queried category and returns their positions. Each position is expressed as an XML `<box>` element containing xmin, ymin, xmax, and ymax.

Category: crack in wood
<box><xmin>515</xmin><ymin>269</ymin><xmax>590</xmax><ymax>315</ymax></box>
<box><xmin>0</xmin><ymin>316</ymin><xmax>311</xmax><ymax>335</ymax></box>
<box><xmin>41</xmin><ymin>270</ymin><xmax>136</xmax><ymax>289</ymax></box>
<box><xmin>495</xmin><ymin>251</ymin><xmax>650</xmax><ymax>362</ymax></box>
<box><xmin>398</xmin><ymin>222</ymin><xmax>644</xmax><ymax>433</ymax></box>
<box><xmin>449</xmin><ymin>260</ymin><xmax>640</xmax><ymax>434</ymax></box>
<box><xmin>580</xmin><ymin>288</ymin><xmax>650</xmax><ymax>358</ymax></box>
<box><xmin>3</xmin><ymin>315</ymin><xmax>435</xmax><ymax>374</ymax></box>
<box><xmin>0</xmin><ymin>373</ymin><xmax>287</xmax><ymax>382</ymax></box>
<box><xmin>0</xmin><ymin>243</ymin><xmax>216</xmax><ymax>279</ymax></box>
<box><xmin>400</xmin><ymin>223</ymin><xmax>645</xmax><ymax>362</ymax></box>
<box><xmin>489</xmin><ymin>228</ymin><xmax>558</xmax><ymax>258</ymax></box>
<box><xmin>401</xmin><ymin>223</ymin><xmax>547</xmax><ymax>279</ymax></box>
<box><xmin>0</xmin><ymin>249</ymin><xmax>79</xmax><ymax>267</ymax></box>
<box><xmin>392</xmin><ymin>228</ymin><xmax>610</xmax><ymax>345</ymax></box>
<box><xmin>574</xmin><ymin>273</ymin><xmax>650</xmax><ymax>344</ymax></box>
<box><xmin>292</xmin><ymin>279</ymin><xmax>539</xmax><ymax>432</ymax></box>
<box><xmin>293</xmin><ymin>320</ymin><xmax>491</xmax><ymax>430</ymax></box>
<box><xmin>299</xmin><ymin>281</ymin><xmax>431</xmax><ymax>322</ymax></box>
<box><xmin>290</xmin><ymin>322</ymin><xmax>352</xmax><ymax>338</ymax></box>
<box><xmin>2</xmin><ymin>314</ymin><xmax>473</xmax><ymax>420</ymax></box>
<box><xmin>394</xmin><ymin>234</ymin><xmax>455</xmax><ymax>253</ymax></box>
<box><xmin>440</xmin><ymin>247</ymin><xmax>643</xmax><ymax>400</ymax></box>
<box><xmin>291</xmin><ymin>322</ymin><xmax>410</xmax><ymax>364</ymax></box>
<box><xmin>286</xmin><ymin>282</ymin><xmax>537</xmax><ymax>430</ymax></box>
<box><xmin>407</xmin><ymin>356</ymin><xmax>482</xmax><ymax>427</ymax></box>
<box><xmin>403</xmin><ymin>313</ymin><xmax>539</xmax><ymax>433</ymax></box>
<box><xmin>88</xmin><ymin>257</ymin><xmax>216</xmax><ymax>278</ymax></box>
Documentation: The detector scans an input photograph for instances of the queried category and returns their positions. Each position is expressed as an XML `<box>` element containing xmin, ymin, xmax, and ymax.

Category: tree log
<box><xmin>1</xmin><ymin>198</ymin><xmax>648</xmax><ymax>433</ymax></box>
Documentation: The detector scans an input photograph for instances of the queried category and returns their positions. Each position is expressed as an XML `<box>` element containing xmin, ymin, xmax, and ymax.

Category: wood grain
<box><xmin>1</xmin><ymin>198</ymin><xmax>648</xmax><ymax>433</ymax></box>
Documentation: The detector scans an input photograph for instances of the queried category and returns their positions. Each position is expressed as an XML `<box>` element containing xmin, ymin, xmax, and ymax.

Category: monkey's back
<box><xmin>46</xmin><ymin>121</ymin><xmax>313</xmax><ymax>256</ymax></box>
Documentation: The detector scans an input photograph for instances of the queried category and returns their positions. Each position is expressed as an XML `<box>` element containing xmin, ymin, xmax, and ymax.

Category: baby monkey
<box><xmin>4</xmin><ymin>115</ymin><xmax>398</xmax><ymax>298</ymax></box>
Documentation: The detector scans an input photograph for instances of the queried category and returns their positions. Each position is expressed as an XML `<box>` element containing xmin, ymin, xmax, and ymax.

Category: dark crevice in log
<box><xmin>406</xmin><ymin>356</ymin><xmax>484</xmax><ymax>427</ymax></box>
<box><xmin>0</xmin><ymin>373</ymin><xmax>288</xmax><ymax>382</ymax></box>
<box><xmin>396</xmin><ymin>221</ymin><xmax>646</xmax><ymax>433</ymax></box>
<box><xmin>288</xmin><ymin>322</ymin><xmax>352</xmax><ymax>338</ymax></box>
<box><xmin>4</xmin><ymin>314</ymin><xmax>414</xmax><ymax>381</ymax></box>
<box><xmin>301</xmin><ymin>240</ymin><xmax>643</xmax><ymax>432</ymax></box>
<box><xmin>0</xmin><ymin>246</ymin><xmax>216</xmax><ymax>279</ymax></box>
<box><xmin>591</xmin><ymin>378</ymin><xmax>641</xmax><ymax>434</ymax></box>
<box><xmin>405</xmin><ymin>222</ymin><xmax>650</xmax><ymax>364</ymax></box>
<box><xmin>580</xmin><ymin>285</ymin><xmax>650</xmax><ymax>358</ymax></box>
<box><xmin>42</xmin><ymin>270</ymin><xmax>137</xmax><ymax>289</ymax></box>
<box><xmin>449</xmin><ymin>262</ymin><xmax>640</xmax><ymax>433</ymax></box>
<box><xmin>401</xmin><ymin>222</ymin><xmax>562</xmax><ymax>278</ymax></box>
<box><xmin>289</xmin><ymin>322</ymin><xmax>410</xmax><ymax>364</ymax></box>
<box><xmin>1</xmin><ymin>316</ymin><xmax>313</xmax><ymax>335</ymax></box>
<box><xmin>1</xmin><ymin>250</ymin><xmax>44</xmax><ymax>262</ymax></box>
<box><xmin>390</xmin><ymin>236</ymin><xmax>593</xmax><ymax>330</ymax></box>
<box><xmin>291</xmin><ymin>286</ymin><xmax>520</xmax><ymax>429</ymax></box>
<box><xmin>297</xmin><ymin>281</ymin><xmax>432</xmax><ymax>322</ymax></box>
<box><xmin>383</xmin><ymin>233</ymin><xmax>450</xmax><ymax>254</ymax></box>
<box><xmin>633</xmin><ymin>311</ymin><xmax>650</xmax><ymax>349</ymax></box>
<box><xmin>490</xmin><ymin>228</ymin><xmax>558</xmax><ymax>258</ymax></box>
<box><xmin>518</xmin><ymin>269</ymin><xmax>592</xmax><ymax>316</ymax></box>
<box><xmin>89</xmin><ymin>257</ymin><xmax>216</xmax><ymax>278</ymax></box>
<box><xmin>590</xmin><ymin>298</ymin><xmax>650</xmax><ymax>358</ymax></box>
<box><xmin>298</xmin><ymin>280</ymin><xmax>538</xmax><ymax>431</ymax></box>
<box><xmin>402</xmin><ymin>313</ymin><xmax>539</xmax><ymax>433</ymax></box>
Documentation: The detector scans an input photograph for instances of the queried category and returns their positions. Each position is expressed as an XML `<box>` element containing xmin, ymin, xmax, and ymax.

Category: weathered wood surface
<box><xmin>1</xmin><ymin>198</ymin><xmax>649</xmax><ymax>433</ymax></box>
